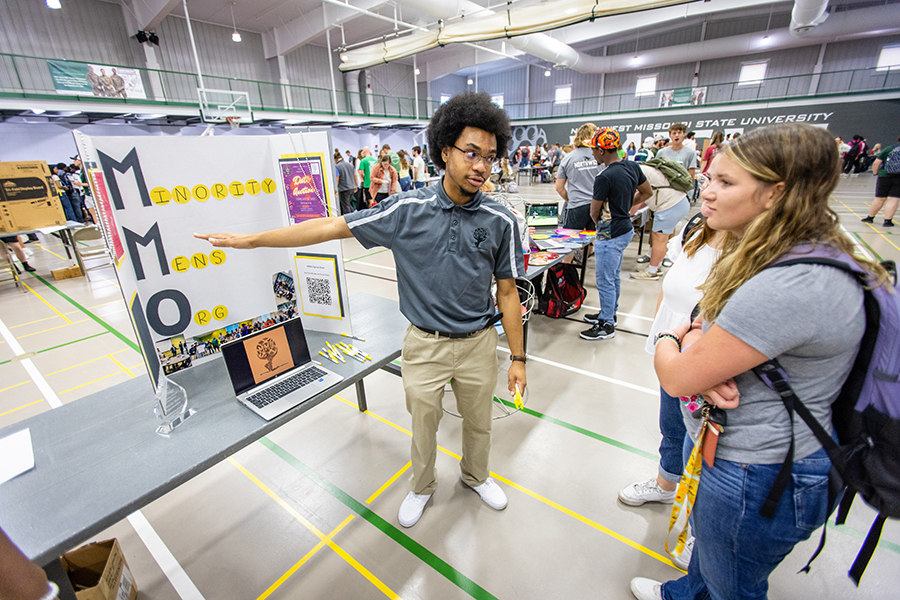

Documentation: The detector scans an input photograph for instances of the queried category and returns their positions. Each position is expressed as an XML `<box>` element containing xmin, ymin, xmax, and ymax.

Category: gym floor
<box><xmin>1</xmin><ymin>176</ymin><xmax>898</xmax><ymax>600</ymax></box>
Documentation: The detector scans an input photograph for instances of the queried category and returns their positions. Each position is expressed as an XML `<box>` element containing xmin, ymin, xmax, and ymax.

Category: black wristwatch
<box><xmin>510</xmin><ymin>355</ymin><xmax>527</xmax><ymax>364</ymax></box>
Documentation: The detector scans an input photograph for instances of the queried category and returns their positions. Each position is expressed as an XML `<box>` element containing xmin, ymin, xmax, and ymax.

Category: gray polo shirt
<box><xmin>344</xmin><ymin>180</ymin><xmax>524</xmax><ymax>333</ymax></box>
<box><xmin>656</xmin><ymin>145</ymin><xmax>698</xmax><ymax>172</ymax></box>
<box><xmin>555</xmin><ymin>147</ymin><xmax>603</xmax><ymax>208</ymax></box>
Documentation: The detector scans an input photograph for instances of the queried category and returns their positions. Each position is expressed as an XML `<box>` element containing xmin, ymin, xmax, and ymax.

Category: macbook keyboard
<box><xmin>247</xmin><ymin>366</ymin><xmax>328</xmax><ymax>408</ymax></box>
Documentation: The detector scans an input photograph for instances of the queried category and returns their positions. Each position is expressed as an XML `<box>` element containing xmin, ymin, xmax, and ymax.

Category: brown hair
<box><xmin>398</xmin><ymin>150</ymin><xmax>409</xmax><ymax>170</ymax></box>
<box><xmin>699</xmin><ymin>123</ymin><xmax>889</xmax><ymax>321</ymax></box>
<box><xmin>709</xmin><ymin>131</ymin><xmax>725</xmax><ymax>149</ymax></box>
<box><xmin>669</xmin><ymin>123</ymin><xmax>687</xmax><ymax>134</ymax></box>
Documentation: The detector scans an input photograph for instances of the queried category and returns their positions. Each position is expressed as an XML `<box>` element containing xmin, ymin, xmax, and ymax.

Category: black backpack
<box><xmin>535</xmin><ymin>264</ymin><xmax>586</xmax><ymax>318</ymax></box>
<box><xmin>753</xmin><ymin>246</ymin><xmax>900</xmax><ymax>585</ymax></box>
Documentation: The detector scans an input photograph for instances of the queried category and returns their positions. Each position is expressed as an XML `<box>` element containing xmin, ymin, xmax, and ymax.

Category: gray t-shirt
<box><xmin>657</xmin><ymin>145</ymin><xmax>698</xmax><ymax>173</ymax></box>
<box><xmin>690</xmin><ymin>264</ymin><xmax>865</xmax><ymax>463</ymax></box>
<box><xmin>555</xmin><ymin>147</ymin><xmax>602</xmax><ymax>208</ymax></box>
<box><xmin>335</xmin><ymin>160</ymin><xmax>356</xmax><ymax>192</ymax></box>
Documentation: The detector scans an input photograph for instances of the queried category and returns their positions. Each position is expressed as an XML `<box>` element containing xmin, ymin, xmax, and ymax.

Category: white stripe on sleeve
<box><xmin>346</xmin><ymin>195</ymin><xmax>435</xmax><ymax>229</ymax></box>
<box><xmin>481</xmin><ymin>204</ymin><xmax>520</xmax><ymax>279</ymax></box>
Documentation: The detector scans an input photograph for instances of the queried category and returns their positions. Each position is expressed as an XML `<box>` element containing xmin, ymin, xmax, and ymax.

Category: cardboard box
<box><xmin>0</xmin><ymin>161</ymin><xmax>67</xmax><ymax>233</ymax></box>
<box><xmin>60</xmin><ymin>538</ymin><xmax>138</xmax><ymax>600</ymax></box>
<box><xmin>51</xmin><ymin>264</ymin><xmax>84</xmax><ymax>280</ymax></box>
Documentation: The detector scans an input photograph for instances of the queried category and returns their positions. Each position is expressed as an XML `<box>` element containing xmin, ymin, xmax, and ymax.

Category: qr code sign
<box><xmin>306</xmin><ymin>277</ymin><xmax>332</xmax><ymax>305</ymax></box>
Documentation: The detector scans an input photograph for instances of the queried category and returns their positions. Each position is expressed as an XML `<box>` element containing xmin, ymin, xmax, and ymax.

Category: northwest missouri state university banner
<box><xmin>72</xmin><ymin>131</ymin><xmax>347</xmax><ymax>388</ymax></box>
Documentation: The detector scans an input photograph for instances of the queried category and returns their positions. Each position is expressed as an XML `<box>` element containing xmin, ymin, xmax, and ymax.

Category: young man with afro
<box><xmin>196</xmin><ymin>91</ymin><xmax>526</xmax><ymax>528</ymax></box>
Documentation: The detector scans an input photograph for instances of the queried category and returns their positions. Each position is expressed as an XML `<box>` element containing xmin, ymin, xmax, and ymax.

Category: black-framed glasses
<box><xmin>453</xmin><ymin>145</ymin><xmax>498</xmax><ymax>166</ymax></box>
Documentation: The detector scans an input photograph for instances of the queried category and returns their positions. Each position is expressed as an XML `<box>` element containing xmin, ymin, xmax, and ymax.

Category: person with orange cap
<box><xmin>580</xmin><ymin>127</ymin><xmax>653</xmax><ymax>340</ymax></box>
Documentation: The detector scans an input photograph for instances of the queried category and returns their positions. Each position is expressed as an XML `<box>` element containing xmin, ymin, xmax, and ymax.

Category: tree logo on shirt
<box><xmin>473</xmin><ymin>228</ymin><xmax>488</xmax><ymax>248</ymax></box>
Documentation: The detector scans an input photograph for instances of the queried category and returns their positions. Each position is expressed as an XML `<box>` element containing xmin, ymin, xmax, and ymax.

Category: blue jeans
<box><xmin>658</xmin><ymin>387</ymin><xmax>687</xmax><ymax>483</ymax></box>
<box><xmin>399</xmin><ymin>176</ymin><xmax>411</xmax><ymax>191</ymax></box>
<box><xmin>662</xmin><ymin>447</ymin><xmax>832</xmax><ymax>600</ymax></box>
<box><xmin>414</xmin><ymin>181</ymin><xmax>426</xmax><ymax>189</ymax></box>
<box><xmin>58</xmin><ymin>192</ymin><xmax>77</xmax><ymax>222</ymax></box>
<box><xmin>593</xmin><ymin>228</ymin><xmax>633</xmax><ymax>323</ymax></box>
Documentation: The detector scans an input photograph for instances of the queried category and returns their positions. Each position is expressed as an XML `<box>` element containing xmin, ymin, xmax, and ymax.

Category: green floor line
<box><xmin>344</xmin><ymin>248</ymin><xmax>391</xmax><ymax>263</ymax></box>
<box><xmin>826</xmin><ymin>519</ymin><xmax>900</xmax><ymax>554</ymax></box>
<box><xmin>0</xmin><ymin>332</ymin><xmax>110</xmax><ymax>366</ymax></box>
<box><xmin>37</xmin><ymin>331</ymin><xmax>110</xmax><ymax>355</ymax></box>
<box><xmin>852</xmin><ymin>232</ymin><xmax>883</xmax><ymax>262</ymax></box>
<box><xmin>259</xmin><ymin>437</ymin><xmax>498</xmax><ymax>600</ymax></box>
<box><xmin>495</xmin><ymin>398</ymin><xmax>658</xmax><ymax>461</ymax></box>
<box><xmin>27</xmin><ymin>273</ymin><xmax>139</xmax><ymax>353</ymax></box>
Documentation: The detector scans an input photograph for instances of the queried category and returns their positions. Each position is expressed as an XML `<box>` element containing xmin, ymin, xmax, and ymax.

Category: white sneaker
<box><xmin>630</xmin><ymin>266</ymin><xmax>660</xmax><ymax>281</ymax></box>
<box><xmin>618</xmin><ymin>477</ymin><xmax>676</xmax><ymax>506</ymax></box>
<box><xmin>671</xmin><ymin>535</ymin><xmax>694</xmax><ymax>570</ymax></box>
<box><xmin>398</xmin><ymin>491</ymin><xmax>432</xmax><ymax>528</ymax></box>
<box><xmin>630</xmin><ymin>577</ymin><xmax>663</xmax><ymax>600</ymax></box>
<box><xmin>462</xmin><ymin>477</ymin><xmax>508</xmax><ymax>510</ymax></box>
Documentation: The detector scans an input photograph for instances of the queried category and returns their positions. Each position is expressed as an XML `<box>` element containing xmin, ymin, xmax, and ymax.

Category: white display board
<box><xmin>73</xmin><ymin>131</ymin><xmax>351</xmax><ymax>388</ymax></box>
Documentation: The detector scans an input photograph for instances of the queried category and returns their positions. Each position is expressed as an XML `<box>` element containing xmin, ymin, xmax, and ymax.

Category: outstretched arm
<box><xmin>195</xmin><ymin>216</ymin><xmax>353</xmax><ymax>249</ymax></box>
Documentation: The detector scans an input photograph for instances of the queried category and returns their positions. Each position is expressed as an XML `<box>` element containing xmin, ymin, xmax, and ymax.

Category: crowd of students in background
<box><xmin>332</xmin><ymin>143</ymin><xmax>432</xmax><ymax>214</ymax></box>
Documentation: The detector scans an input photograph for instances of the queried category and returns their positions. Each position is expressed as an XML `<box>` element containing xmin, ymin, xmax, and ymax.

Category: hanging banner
<box><xmin>71</xmin><ymin>131</ymin><xmax>349</xmax><ymax>389</ymax></box>
<box><xmin>47</xmin><ymin>60</ymin><xmax>147</xmax><ymax>99</ymax></box>
<box><xmin>659</xmin><ymin>87</ymin><xmax>706</xmax><ymax>108</ymax></box>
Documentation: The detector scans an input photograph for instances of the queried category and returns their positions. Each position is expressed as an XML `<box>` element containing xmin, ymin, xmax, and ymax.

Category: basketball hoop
<box><xmin>226</xmin><ymin>116</ymin><xmax>240</xmax><ymax>129</ymax></box>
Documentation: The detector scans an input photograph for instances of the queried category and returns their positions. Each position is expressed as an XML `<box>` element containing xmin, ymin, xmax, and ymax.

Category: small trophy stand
<box><xmin>153</xmin><ymin>366</ymin><xmax>196</xmax><ymax>436</ymax></box>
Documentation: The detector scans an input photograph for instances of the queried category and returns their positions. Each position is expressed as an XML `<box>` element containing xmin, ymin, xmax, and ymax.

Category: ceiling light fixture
<box><xmin>46</xmin><ymin>0</ymin><xmax>61</xmax><ymax>8</ymax></box>
<box><xmin>544</xmin><ymin>69</ymin><xmax>551</xmax><ymax>77</ymax></box>
<box><xmin>230</xmin><ymin>3</ymin><xmax>241</xmax><ymax>43</ymax></box>
<box><xmin>467</xmin><ymin>78</ymin><xmax>473</xmax><ymax>85</ymax></box>
<box><xmin>31</xmin><ymin>108</ymin><xmax>46</xmax><ymax>114</ymax></box>
<box><xmin>763</xmin><ymin>3</ymin><xmax>773</xmax><ymax>40</ymax></box>
<box><xmin>414</xmin><ymin>68</ymin><xmax>420</xmax><ymax>75</ymax></box>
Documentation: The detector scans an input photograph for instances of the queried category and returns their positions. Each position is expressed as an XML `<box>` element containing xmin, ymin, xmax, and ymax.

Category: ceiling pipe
<box><xmin>790</xmin><ymin>0</ymin><xmax>830</xmax><ymax>37</ymax></box>
<box><xmin>393</xmin><ymin>0</ymin><xmax>895</xmax><ymax>75</ymax></box>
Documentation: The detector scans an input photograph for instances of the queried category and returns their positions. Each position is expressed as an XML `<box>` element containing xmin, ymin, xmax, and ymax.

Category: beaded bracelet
<box><xmin>654</xmin><ymin>332</ymin><xmax>682</xmax><ymax>351</ymax></box>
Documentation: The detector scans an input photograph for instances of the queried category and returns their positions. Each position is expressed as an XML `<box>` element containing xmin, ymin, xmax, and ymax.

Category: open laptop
<box><xmin>221</xmin><ymin>317</ymin><xmax>343</xmax><ymax>420</ymax></box>
<box><xmin>526</xmin><ymin>203</ymin><xmax>559</xmax><ymax>227</ymax></box>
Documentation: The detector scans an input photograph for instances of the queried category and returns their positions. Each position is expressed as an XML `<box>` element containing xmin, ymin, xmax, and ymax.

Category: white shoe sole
<box><xmin>617</xmin><ymin>492</ymin><xmax>675</xmax><ymax>506</ymax></box>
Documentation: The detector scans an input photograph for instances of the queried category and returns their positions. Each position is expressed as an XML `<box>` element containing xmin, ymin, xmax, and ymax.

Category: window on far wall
<box><xmin>635</xmin><ymin>75</ymin><xmax>657</xmax><ymax>97</ymax></box>
<box><xmin>738</xmin><ymin>61</ymin><xmax>768</xmax><ymax>86</ymax></box>
<box><xmin>491</xmin><ymin>94</ymin><xmax>504</xmax><ymax>108</ymax></box>
<box><xmin>876</xmin><ymin>45</ymin><xmax>900</xmax><ymax>71</ymax></box>
<box><xmin>555</xmin><ymin>85</ymin><xmax>571</xmax><ymax>104</ymax></box>
<box><xmin>440</xmin><ymin>94</ymin><xmax>451</xmax><ymax>104</ymax></box>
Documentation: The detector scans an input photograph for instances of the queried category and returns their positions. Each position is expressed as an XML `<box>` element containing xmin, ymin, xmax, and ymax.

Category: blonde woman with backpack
<box><xmin>630</xmin><ymin>123</ymin><xmax>890</xmax><ymax>600</ymax></box>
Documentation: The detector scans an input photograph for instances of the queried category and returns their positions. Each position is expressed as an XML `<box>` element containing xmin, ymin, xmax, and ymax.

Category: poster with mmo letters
<box><xmin>72</xmin><ymin>131</ymin><xmax>350</xmax><ymax>388</ymax></box>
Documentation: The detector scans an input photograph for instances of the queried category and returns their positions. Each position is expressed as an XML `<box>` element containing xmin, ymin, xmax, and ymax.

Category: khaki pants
<box><xmin>401</xmin><ymin>324</ymin><xmax>499</xmax><ymax>494</ymax></box>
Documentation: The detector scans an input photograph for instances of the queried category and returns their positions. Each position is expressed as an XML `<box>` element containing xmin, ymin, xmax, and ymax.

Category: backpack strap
<box><xmin>752</xmin><ymin>359</ymin><xmax>843</xmax><ymax>518</ymax></box>
<box><xmin>849</xmin><ymin>514</ymin><xmax>887</xmax><ymax>585</ymax></box>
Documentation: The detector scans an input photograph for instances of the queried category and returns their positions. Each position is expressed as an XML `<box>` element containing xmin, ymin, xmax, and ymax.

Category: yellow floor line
<box><xmin>46</xmin><ymin>350</ymin><xmax>127</xmax><ymax>376</ymax></box>
<box><xmin>0</xmin><ymin>381</ymin><xmax>29</xmax><ymax>393</ymax></box>
<box><xmin>228</xmin><ymin>457</ymin><xmax>400</xmax><ymax>600</ymax></box>
<box><xmin>0</xmin><ymin>399</ymin><xmax>43</xmax><ymax>418</ymax></box>
<box><xmin>16</xmin><ymin>318</ymin><xmax>90</xmax><ymax>340</ymax></box>
<box><xmin>366</xmin><ymin>462</ymin><xmax>411</xmax><ymax>505</ymax></box>
<box><xmin>333</xmin><ymin>395</ymin><xmax>685</xmax><ymax>573</ymax></box>
<box><xmin>19</xmin><ymin>280</ymin><xmax>72</xmax><ymax>325</ymax></box>
<box><xmin>107</xmin><ymin>354</ymin><xmax>136</xmax><ymax>378</ymax></box>
<box><xmin>836</xmin><ymin>199</ymin><xmax>900</xmax><ymax>253</ymax></box>
<box><xmin>60</xmin><ymin>369</ymin><xmax>129</xmax><ymax>394</ymax></box>
<box><xmin>10</xmin><ymin>314</ymin><xmax>63</xmax><ymax>329</ymax></box>
<box><xmin>36</xmin><ymin>243</ymin><xmax>67</xmax><ymax>260</ymax></box>
<box><xmin>255</xmin><ymin>515</ymin><xmax>355</xmax><ymax>600</ymax></box>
